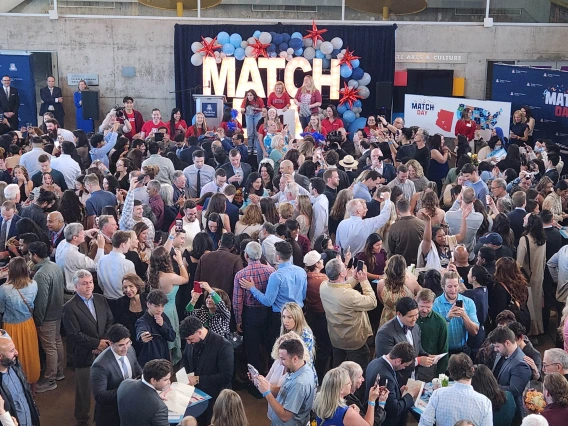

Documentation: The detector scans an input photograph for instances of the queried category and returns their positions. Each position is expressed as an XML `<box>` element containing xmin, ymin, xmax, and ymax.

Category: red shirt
<box><xmin>123</xmin><ymin>111</ymin><xmax>137</xmax><ymax>140</ymax></box>
<box><xmin>364</xmin><ymin>126</ymin><xmax>378</xmax><ymax>136</ymax></box>
<box><xmin>141</xmin><ymin>120</ymin><xmax>169</xmax><ymax>137</ymax></box>
<box><xmin>322</xmin><ymin>118</ymin><xmax>344</xmax><ymax>134</ymax></box>
<box><xmin>454</xmin><ymin>119</ymin><xmax>476</xmax><ymax>141</ymax></box>
<box><xmin>241</xmin><ymin>97</ymin><xmax>265</xmax><ymax>113</ymax></box>
<box><xmin>221</xmin><ymin>120</ymin><xmax>242</xmax><ymax>134</ymax></box>
<box><xmin>304</xmin><ymin>126</ymin><xmax>328</xmax><ymax>136</ymax></box>
<box><xmin>267</xmin><ymin>92</ymin><xmax>291</xmax><ymax>109</ymax></box>
<box><xmin>185</xmin><ymin>126</ymin><xmax>209</xmax><ymax>138</ymax></box>
<box><xmin>172</xmin><ymin>120</ymin><xmax>188</xmax><ymax>134</ymax></box>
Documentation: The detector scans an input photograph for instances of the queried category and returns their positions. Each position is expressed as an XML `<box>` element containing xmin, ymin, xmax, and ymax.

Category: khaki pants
<box><xmin>37</xmin><ymin>319</ymin><xmax>65</xmax><ymax>381</ymax></box>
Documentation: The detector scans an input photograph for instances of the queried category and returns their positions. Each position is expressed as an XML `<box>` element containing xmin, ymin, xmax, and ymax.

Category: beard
<box><xmin>0</xmin><ymin>356</ymin><xmax>15</xmax><ymax>368</ymax></box>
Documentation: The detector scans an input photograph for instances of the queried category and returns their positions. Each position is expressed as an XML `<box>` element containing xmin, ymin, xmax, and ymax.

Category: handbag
<box><xmin>224</xmin><ymin>332</ymin><xmax>243</xmax><ymax>351</ymax></box>
<box><xmin>499</xmin><ymin>282</ymin><xmax>531</xmax><ymax>331</ymax></box>
<box><xmin>520</xmin><ymin>235</ymin><xmax>532</xmax><ymax>281</ymax></box>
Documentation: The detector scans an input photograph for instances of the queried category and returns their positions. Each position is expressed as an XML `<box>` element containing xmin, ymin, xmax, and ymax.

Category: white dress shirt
<box><xmin>20</xmin><ymin>147</ymin><xmax>50</xmax><ymax>177</ymax></box>
<box><xmin>310</xmin><ymin>194</ymin><xmax>329</xmax><ymax>244</ymax></box>
<box><xmin>96</xmin><ymin>251</ymin><xmax>135</xmax><ymax>300</ymax></box>
<box><xmin>51</xmin><ymin>154</ymin><xmax>82</xmax><ymax>189</ymax></box>
<box><xmin>55</xmin><ymin>240</ymin><xmax>103</xmax><ymax>291</ymax></box>
<box><xmin>111</xmin><ymin>347</ymin><xmax>133</xmax><ymax>379</ymax></box>
<box><xmin>262</xmin><ymin>234</ymin><xmax>283</xmax><ymax>267</ymax></box>
<box><xmin>200</xmin><ymin>181</ymin><xmax>228</xmax><ymax>197</ymax></box>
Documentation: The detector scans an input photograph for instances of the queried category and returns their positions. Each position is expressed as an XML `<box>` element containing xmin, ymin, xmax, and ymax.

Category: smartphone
<box><xmin>356</xmin><ymin>260</ymin><xmax>364</xmax><ymax>272</ymax></box>
<box><xmin>346</xmin><ymin>258</ymin><xmax>354</xmax><ymax>269</ymax></box>
<box><xmin>175</xmin><ymin>219</ymin><xmax>183</xmax><ymax>232</ymax></box>
<box><xmin>247</xmin><ymin>364</ymin><xmax>259</xmax><ymax>378</ymax></box>
<box><xmin>455</xmin><ymin>300</ymin><xmax>463</xmax><ymax>308</ymax></box>
<box><xmin>155</xmin><ymin>132</ymin><xmax>164</xmax><ymax>142</ymax></box>
<box><xmin>95</xmin><ymin>217</ymin><xmax>99</xmax><ymax>228</ymax></box>
<box><xmin>193</xmin><ymin>281</ymin><xmax>202</xmax><ymax>294</ymax></box>
<box><xmin>485</xmin><ymin>194</ymin><xmax>491</xmax><ymax>204</ymax></box>
<box><xmin>374</xmin><ymin>373</ymin><xmax>380</xmax><ymax>387</ymax></box>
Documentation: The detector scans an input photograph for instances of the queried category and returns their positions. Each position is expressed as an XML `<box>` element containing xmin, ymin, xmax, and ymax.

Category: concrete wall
<box><xmin>1</xmin><ymin>15</ymin><xmax>568</xmax><ymax>123</ymax></box>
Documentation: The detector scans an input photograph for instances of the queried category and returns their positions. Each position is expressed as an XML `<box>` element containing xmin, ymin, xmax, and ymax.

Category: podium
<box><xmin>193</xmin><ymin>95</ymin><xmax>225</xmax><ymax>129</ymax></box>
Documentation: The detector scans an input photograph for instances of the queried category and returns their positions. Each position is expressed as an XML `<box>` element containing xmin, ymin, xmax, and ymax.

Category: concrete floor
<box><xmin>34</xmin><ymin>328</ymin><xmax>558</xmax><ymax>426</ymax></box>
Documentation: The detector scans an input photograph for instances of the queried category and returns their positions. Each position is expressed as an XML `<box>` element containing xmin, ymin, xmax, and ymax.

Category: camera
<box><xmin>114</xmin><ymin>105</ymin><xmax>125</xmax><ymax>120</ymax></box>
<box><xmin>327</xmin><ymin>130</ymin><xmax>343</xmax><ymax>145</ymax></box>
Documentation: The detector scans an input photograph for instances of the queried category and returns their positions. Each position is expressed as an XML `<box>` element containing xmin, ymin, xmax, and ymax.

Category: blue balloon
<box><xmin>353</xmin><ymin>100</ymin><xmax>362</xmax><ymax>108</ymax></box>
<box><xmin>337</xmin><ymin>103</ymin><xmax>348</xmax><ymax>115</ymax></box>
<box><xmin>291</xmin><ymin>32</ymin><xmax>302</xmax><ymax>39</ymax></box>
<box><xmin>282</xmin><ymin>33</ymin><xmax>291</xmax><ymax>42</ymax></box>
<box><xmin>267</xmin><ymin>43</ymin><xmax>277</xmax><ymax>53</ymax></box>
<box><xmin>348</xmin><ymin>117</ymin><xmax>368</xmax><ymax>139</ymax></box>
<box><xmin>191</xmin><ymin>114</ymin><xmax>196</xmax><ymax>125</ymax></box>
<box><xmin>351</xmin><ymin>67</ymin><xmax>364</xmax><ymax>81</ymax></box>
<box><xmin>234</xmin><ymin>47</ymin><xmax>245</xmax><ymax>60</ymax></box>
<box><xmin>217</xmin><ymin>31</ymin><xmax>230</xmax><ymax>45</ymax></box>
<box><xmin>269</xmin><ymin>51</ymin><xmax>277</xmax><ymax>58</ymax></box>
<box><xmin>294</xmin><ymin>48</ymin><xmax>303</xmax><ymax>56</ymax></box>
<box><xmin>331</xmin><ymin>49</ymin><xmax>340</xmax><ymax>57</ymax></box>
<box><xmin>273</xmin><ymin>33</ymin><xmax>284</xmax><ymax>45</ymax></box>
<box><xmin>278</xmin><ymin>42</ymin><xmax>288</xmax><ymax>52</ymax></box>
<box><xmin>315</xmin><ymin>49</ymin><xmax>325</xmax><ymax>59</ymax></box>
<box><xmin>229</xmin><ymin>33</ymin><xmax>242</xmax><ymax>48</ymax></box>
<box><xmin>322</xmin><ymin>58</ymin><xmax>331</xmax><ymax>69</ymax></box>
<box><xmin>289</xmin><ymin>38</ymin><xmax>303</xmax><ymax>50</ymax></box>
<box><xmin>222</xmin><ymin>43</ymin><xmax>235</xmax><ymax>55</ymax></box>
<box><xmin>270</xmin><ymin>32</ymin><xmax>277</xmax><ymax>41</ymax></box>
<box><xmin>342</xmin><ymin>110</ymin><xmax>356</xmax><ymax>124</ymax></box>
<box><xmin>253</xmin><ymin>30</ymin><xmax>261</xmax><ymax>38</ymax></box>
<box><xmin>340</xmin><ymin>64</ymin><xmax>353</xmax><ymax>78</ymax></box>
<box><xmin>350</xmin><ymin>59</ymin><xmax>360</xmax><ymax>69</ymax></box>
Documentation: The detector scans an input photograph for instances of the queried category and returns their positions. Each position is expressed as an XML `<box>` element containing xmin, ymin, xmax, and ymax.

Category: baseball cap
<box><xmin>303</xmin><ymin>250</ymin><xmax>327</xmax><ymax>267</ymax></box>
<box><xmin>479</xmin><ymin>232</ymin><xmax>503</xmax><ymax>246</ymax></box>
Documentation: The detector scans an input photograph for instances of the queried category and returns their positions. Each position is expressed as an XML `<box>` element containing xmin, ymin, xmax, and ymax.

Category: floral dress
<box><xmin>379</xmin><ymin>285</ymin><xmax>414</xmax><ymax>326</ymax></box>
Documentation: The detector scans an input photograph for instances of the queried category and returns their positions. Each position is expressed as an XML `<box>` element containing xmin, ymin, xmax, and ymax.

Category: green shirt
<box><xmin>417</xmin><ymin>309</ymin><xmax>449</xmax><ymax>374</ymax></box>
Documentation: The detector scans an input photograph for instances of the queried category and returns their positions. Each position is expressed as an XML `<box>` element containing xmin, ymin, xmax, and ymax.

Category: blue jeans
<box><xmin>299</xmin><ymin>115</ymin><xmax>310</xmax><ymax>130</ymax></box>
<box><xmin>245</xmin><ymin>112</ymin><xmax>262</xmax><ymax>150</ymax></box>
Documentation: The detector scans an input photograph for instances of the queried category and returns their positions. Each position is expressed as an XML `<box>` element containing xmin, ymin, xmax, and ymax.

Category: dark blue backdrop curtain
<box><xmin>174</xmin><ymin>23</ymin><xmax>396</xmax><ymax>120</ymax></box>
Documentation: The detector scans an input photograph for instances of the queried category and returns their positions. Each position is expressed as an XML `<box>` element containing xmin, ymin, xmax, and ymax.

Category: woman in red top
<box><xmin>220</xmin><ymin>109</ymin><xmax>242</xmax><ymax>136</ymax></box>
<box><xmin>186</xmin><ymin>112</ymin><xmax>210</xmax><ymax>138</ymax></box>
<box><xmin>321</xmin><ymin>105</ymin><xmax>344</xmax><ymax>134</ymax></box>
<box><xmin>364</xmin><ymin>115</ymin><xmax>378</xmax><ymax>136</ymax></box>
<box><xmin>169</xmin><ymin>108</ymin><xmax>188</xmax><ymax>136</ymax></box>
<box><xmin>294</xmin><ymin>75</ymin><xmax>322</xmax><ymax>130</ymax></box>
<box><xmin>304</xmin><ymin>114</ymin><xmax>327</xmax><ymax>137</ymax></box>
<box><xmin>454</xmin><ymin>107</ymin><xmax>476</xmax><ymax>141</ymax></box>
<box><xmin>241</xmin><ymin>89</ymin><xmax>265</xmax><ymax>162</ymax></box>
<box><xmin>267</xmin><ymin>81</ymin><xmax>291</xmax><ymax>112</ymax></box>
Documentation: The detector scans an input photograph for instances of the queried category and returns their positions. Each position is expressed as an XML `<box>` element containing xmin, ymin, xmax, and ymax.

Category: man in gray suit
<box><xmin>91</xmin><ymin>324</ymin><xmax>142</xmax><ymax>426</ymax></box>
<box><xmin>117</xmin><ymin>359</ymin><xmax>171</xmax><ymax>426</ymax></box>
<box><xmin>375</xmin><ymin>297</ymin><xmax>436</xmax><ymax>384</ymax></box>
<box><xmin>488</xmin><ymin>326</ymin><xmax>532</xmax><ymax>424</ymax></box>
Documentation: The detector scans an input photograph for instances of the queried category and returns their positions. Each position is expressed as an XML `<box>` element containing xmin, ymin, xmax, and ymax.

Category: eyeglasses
<box><xmin>543</xmin><ymin>362</ymin><xmax>561</xmax><ymax>369</ymax></box>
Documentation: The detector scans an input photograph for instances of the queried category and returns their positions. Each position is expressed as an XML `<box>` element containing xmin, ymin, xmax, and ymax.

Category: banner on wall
<box><xmin>0</xmin><ymin>52</ymin><xmax>37</xmax><ymax>127</ymax></box>
<box><xmin>404</xmin><ymin>94</ymin><xmax>511</xmax><ymax>139</ymax></box>
<box><xmin>492</xmin><ymin>63</ymin><xmax>568</xmax><ymax>140</ymax></box>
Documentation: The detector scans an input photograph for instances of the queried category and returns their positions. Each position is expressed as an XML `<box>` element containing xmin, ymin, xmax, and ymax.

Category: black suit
<box><xmin>543</xmin><ymin>168</ymin><xmax>560</xmax><ymax>185</ymax></box>
<box><xmin>63</xmin><ymin>293</ymin><xmax>114</xmax><ymax>424</ymax></box>
<box><xmin>0</xmin><ymin>86</ymin><xmax>20</xmax><ymax>130</ymax></box>
<box><xmin>91</xmin><ymin>346</ymin><xmax>142</xmax><ymax>426</ymax></box>
<box><xmin>374</xmin><ymin>317</ymin><xmax>428</xmax><ymax>385</ymax></box>
<box><xmin>293</xmin><ymin>172</ymin><xmax>311</xmax><ymax>191</ymax></box>
<box><xmin>0</xmin><ymin>214</ymin><xmax>21</xmax><ymax>245</ymax></box>
<box><xmin>117</xmin><ymin>379</ymin><xmax>169</xmax><ymax>426</ymax></box>
<box><xmin>220</xmin><ymin>161</ymin><xmax>251</xmax><ymax>189</ymax></box>
<box><xmin>39</xmin><ymin>86</ymin><xmax>65</xmax><ymax>127</ymax></box>
<box><xmin>181</xmin><ymin>330</ymin><xmax>234</xmax><ymax>425</ymax></box>
<box><xmin>365</xmin><ymin>357</ymin><xmax>414</xmax><ymax>426</ymax></box>
<box><xmin>507</xmin><ymin>208</ymin><xmax>526</xmax><ymax>245</ymax></box>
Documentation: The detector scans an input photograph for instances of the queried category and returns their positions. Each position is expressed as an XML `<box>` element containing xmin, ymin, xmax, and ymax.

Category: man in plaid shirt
<box><xmin>233</xmin><ymin>241</ymin><xmax>275</xmax><ymax>374</ymax></box>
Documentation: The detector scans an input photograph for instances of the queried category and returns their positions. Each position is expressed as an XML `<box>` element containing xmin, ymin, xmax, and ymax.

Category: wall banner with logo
<box><xmin>492</xmin><ymin>63</ymin><xmax>568</xmax><ymax>140</ymax></box>
<box><xmin>0</xmin><ymin>52</ymin><xmax>37</xmax><ymax>127</ymax></box>
<box><xmin>404</xmin><ymin>94</ymin><xmax>511</xmax><ymax>139</ymax></box>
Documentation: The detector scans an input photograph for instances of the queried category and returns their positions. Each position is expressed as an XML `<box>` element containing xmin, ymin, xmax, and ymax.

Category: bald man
<box><xmin>279</xmin><ymin>159</ymin><xmax>310</xmax><ymax>191</ymax></box>
<box><xmin>453</xmin><ymin>245</ymin><xmax>471</xmax><ymax>286</ymax></box>
<box><xmin>46</xmin><ymin>211</ymin><xmax>66</xmax><ymax>254</ymax></box>
<box><xmin>0</xmin><ymin>332</ymin><xmax>40</xmax><ymax>426</ymax></box>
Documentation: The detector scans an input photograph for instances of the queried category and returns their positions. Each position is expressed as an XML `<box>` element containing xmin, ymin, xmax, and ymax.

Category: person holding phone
<box><xmin>186</xmin><ymin>281</ymin><xmax>231</xmax><ymax>337</ymax></box>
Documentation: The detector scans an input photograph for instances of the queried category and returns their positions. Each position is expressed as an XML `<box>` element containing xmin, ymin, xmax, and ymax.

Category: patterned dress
<box><xmin>379</xmin><ymin>284</ymin><xmax>414</xmax><ymax>326</ymax></box>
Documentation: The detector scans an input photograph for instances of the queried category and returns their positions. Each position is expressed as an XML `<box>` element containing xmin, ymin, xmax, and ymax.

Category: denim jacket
<box><xmin>0</xmin><ymin>281</ymin><xmax>38</xmax><ymax>324</ymax></box>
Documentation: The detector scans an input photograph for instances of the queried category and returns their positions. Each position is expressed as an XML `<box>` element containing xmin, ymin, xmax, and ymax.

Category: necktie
<box><xmin>403</xmin><ymin>325</ymin><xmax>414</xmax><ymax>334</ymax></box>
<box><xmin>119</xmin><ymin>356</ymin><xmax>129</xmax><ymax>379</ymax></box>
<box><xmin>196</xmin><ymin>169</ymin><xmax>201</xmax><ymax>195</ymax></box>
<box><xmin>0</xmin><ymin>220</ymin><xmax>7</xmax><ymax>252</ymax></box>
<box><xmin>4</xmin><ymin>87</ymin><xmax>8</xmax><ymax>98</ymax></box>
<box><xmin>49</xmin><ymin>88</ymin><xmax>53</xmax><ymax>96</ymax></box>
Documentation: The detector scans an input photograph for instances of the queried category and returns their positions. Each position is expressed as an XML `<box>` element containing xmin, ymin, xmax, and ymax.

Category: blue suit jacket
<box><xmin>507</xmin><ymin>208</ymin><xmax>526</xmax><ymax>244</ymax></box>
<box><xmin>0</xmin><ymin>214</ymin><xmax>21</xmax><ymax>243</ymax></box>
<box><xmin>493</xmin><ymin>346</ymin><xmax>531</xmax><ymax>419</ymax></box>
<box><xmin>364</xmin><ymin>162</ymin><xmax>396</xmax><ymax>183</ymax></box>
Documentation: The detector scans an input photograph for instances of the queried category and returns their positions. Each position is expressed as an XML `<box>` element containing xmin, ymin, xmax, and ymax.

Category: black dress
<box><xmin>125</xmin><ymin>250</ymin><xmax>148</xmax><ymax>280</ymax></box>
<box><xmin>115</xmin><ymin>293</ymin><xmax>147</xmax><ymax>355</ymax></box>
<box><xmin>344</xmin><ymin>393</ymin><xmax>386</xmax><ymax>426</ymax></box>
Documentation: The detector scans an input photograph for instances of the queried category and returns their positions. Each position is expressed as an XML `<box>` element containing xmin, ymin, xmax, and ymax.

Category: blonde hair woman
<box><xmin>314</xmin><ymin>367</ymin><xmax>383</xmax><ymax>426</ymax></box>
<box><xmin>510</xmin><ymin>109</ymin><xmax>529</xmax><ymax>144</ymax></box>
<box><xmin>406</xmin><ymin>159</ymin><xmax>429</xmax><ymax>193</ymax></box>
<box><xmin>329</xmin><ymin>188</ymin><xmax>354</xmax><ymax>237</ymax></box>
<box><xmin>304</xmin><ymin>114</ymin><xmax>325</xmax><ymax>136</ymax></box>
<box><xmin>280</xmin><ymin>302</ymin><xmax>315</xmax><ymax>359</ymax></box>
<box><xmin>267</xmin><ymin>81</ymin><xmax>291</xmax><ymax>113</ymax></box>
<box><xmin>186</xmin><ymin>112</ymin><xmax>209</xmax><ymax>138</ymax></box>
<box><xmin>235</xmin><ymin>204</ymin><xmax>264</xmax><ymax>236</ymax></box>
<box><xmin>74</xmin><ymin>79</ymin><xmax>94</xmax><ymax>132</ymax></box>
<box><xmin>294</xmin><ymin>75</ymin><xmax>322</xmax><ymax>129</ymax></box>
<box><xmin>296</xmin><ymin>194</ymin><xmax>313</xmax><ymax>237</ymax></box>
<box><xmin>269</xmin><ymin>134</ymin><xmax>286</xmax><ymax>168</ymax></box>
<box><xmin>278</xmin><ymin>202</ymin><xmax>295</xmax><ymax>224</ymax></box>
<box><xmin>210</xmin><ymin>389</ymin><xmax>248</xmax><ymax>426</ymax></box>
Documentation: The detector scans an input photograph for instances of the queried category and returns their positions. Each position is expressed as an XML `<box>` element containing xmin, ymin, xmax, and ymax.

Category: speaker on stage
<box><xmin>81</xmin><ymin>91</ymin><xmax>100</xmax><ymax>120</ymax></box>
<box><xmin>375</xmin><ymin>81</ymin><xmax>393</xmax><ymax>109</ymax></box>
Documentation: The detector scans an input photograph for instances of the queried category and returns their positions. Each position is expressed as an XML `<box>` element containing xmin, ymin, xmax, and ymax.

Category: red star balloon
<box><xmin>339</xmin><ymin>82</ymin><xmax>362</xmax><ymax>109</ymax></box>
<box><xmin>197</xmin><ymin>36</ymin><xmax>222</xmax><ymax>58</ymax></box>
<box><xmin>248</xmin><ymin>38</ymin><xmax>270</xmax><ymax>58</ymax></box>
<box><xmin>338</xmin><ymin>47</ymin><xmax>361</xmax><ymax>70</ymax></box>
<box><xmin>303</xmin><ymin>20</ymin><xmax>328</xmax><ymax>46</ymax></box>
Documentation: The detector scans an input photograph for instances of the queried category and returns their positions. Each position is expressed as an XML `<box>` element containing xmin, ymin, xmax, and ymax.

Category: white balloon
<box><xmin>352</xmin><ymin>107</ymin><xmax>362</xmax><ymax>113</ymax></box>
<box><xmin>287</xmin><ymin>48</ymin><xmax>294</xmax><ymax>55</ymax></box>
<box><xmin>331</xmin><ymin>37</ymin><xmax>343</xmax><ymax>50</ymax></box>
<box><xmin>279</xmin><ymin>51</ymin><xmax>287</xmax><ymax>58</ymax></box>
<box><xmin>325</xmin><ymin>54</ymin><xmax>332</xmax><ymax>60</ymax></box>
<box><xmin>315</xmin><ymin>39</ymin><xmax>323</xmax><ymax>49</ymax></box>
<box><xmin>341</xmin><ymin>48</ymin><xmax>346</xmax><ymax>54</ymax></box>
<box><xmin>191</xmin><ymin>42</ymin><xmax>203</xmax><ymax>53</ymax></box>
<box><xmin>320</xmin><ymin>41</ymin><xmax>333</xmax><ymax>55</ymax></box>
<box><xmin>358</xmin><ymin>86</ymin><xmax>370</xmax><ymax>99</ymax></box>
<box><xmin>204</xmin><ymin>37</ymin><xmax>212</xmax><ymax>44</ymax></box>
<box><xmin>337</xmin><ymin>53</ymin><xmax>344</xmax><ymax>60</ymax></box>
<box><xmin>247</xmin><ymin>37</ymin><xmax>256</xmax><ymax>45</ymax></box>
<box><xmin>220</xmin><ymin>52</ymin><xmax>227</xmax><ymax>58</ymax></box>
<box><xmin>303</xmin><ymin>47</ymin><xmax>316</xmax><ymax>60</ymax></box>
<box><xmin>240</xmin><ymin>41</ymin><xmax>248</xmax><ymax>49</ymax></box>
<box><xmin>355</xmin><ymin>113</ymin><xmax>360</xmax><ymax>118</ymax></box>
<box><xmin>357</xmin><ymin>72</ymin><xmax>372</xmax><ymax>87</ymax></box>
<box><xmin>215</xmin><ymin>57</ymin><xmax>222</xmax><ymax>64</ymax></box>
<box><xmin>348</xmin><ymin>79</ymin><xmax>359</xmax><ymax>88</ymax></box>
<box><xmin>303</xmin><ymin>38</ymin><xmax>313</xmax><ymax>48</ymax></box>
<box><xmin>287</xmin><ymin>54</ymin><xmax>293</xmax><ymax>62</ymax></box>
<box><xmin>214</xmin><ymin>51</ymin><xmax>220</xmax><ymax>57</ymax></box>
<box><xmin>190</xmin><ymin>53</ymin><xmax>203</xmax><ymax>66</ymax></box>
<box><xmin>245</xmin><ymin>46</ymin><xmax>255</xmax><ymax>57</ymax></box>
<box><xmin>259</xmin><ymin>32</ymin><xmax>272</xmax><ymax>44</ymax></box>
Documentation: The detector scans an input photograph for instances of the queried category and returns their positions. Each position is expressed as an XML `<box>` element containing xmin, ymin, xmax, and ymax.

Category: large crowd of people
<box><xmin>0</xmin><ymin>74</ymin><xmax>567</xmax><ymax>426</ymax></box>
